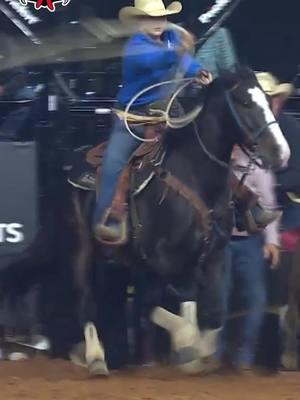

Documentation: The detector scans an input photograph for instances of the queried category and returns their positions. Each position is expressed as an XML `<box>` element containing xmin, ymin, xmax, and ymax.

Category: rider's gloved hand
<box><xmin>196</xmin><ymin>69</ymin><xmax>213</xmax><ymax>86</ymax></box>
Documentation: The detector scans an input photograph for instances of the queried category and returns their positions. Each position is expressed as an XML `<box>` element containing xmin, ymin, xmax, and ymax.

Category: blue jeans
<box><xmin>221</xmin><ymin>235</ymin><xmax>266</xmax><ymax>366</ymax></box>
<box><xmin>94</xmin><ymin>116</ymin><xmax>143</xmax><ymax>223</ymax></box>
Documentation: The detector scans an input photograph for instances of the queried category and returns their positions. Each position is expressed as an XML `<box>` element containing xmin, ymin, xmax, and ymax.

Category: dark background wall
<box><xmin>86</xmin><ymin>0</ymin><xmax>300</xmax><ymax>81</ymax></box>
<box><xmin>227</xmin><ymin>0</ymin><xmax>300</xmax><ymax>80</ymax></box>
<box><xmin>3</xmin><ymin>0</ymin><xmax>298</xmax><ymax>80</ymax></box>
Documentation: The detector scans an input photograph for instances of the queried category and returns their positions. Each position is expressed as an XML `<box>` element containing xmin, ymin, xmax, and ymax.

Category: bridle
<box><xmin>193</xmin><ymin>82</ymin><xmax>278</xmax><ymax>171</ymax></box>
<box><xmin>224</xmin><ymin>89</ymin><xmax>278</xmax><ymax>142</ymax></box>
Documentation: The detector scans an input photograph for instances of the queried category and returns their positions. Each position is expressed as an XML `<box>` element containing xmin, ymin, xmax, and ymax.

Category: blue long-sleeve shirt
<box><xmin>117</xmin><ymin>30</ymin><xmax>202</xmax><ymax>107</ymax></box>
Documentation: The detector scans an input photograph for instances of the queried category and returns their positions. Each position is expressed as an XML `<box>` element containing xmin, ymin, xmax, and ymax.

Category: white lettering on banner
<box><xmin>3</xmin><ymin>0</ymin><xmax>41</xmax><ymax>25</ymax></box>
<box><xmin>198</xmin><ymin>0</ymin><xmax>233</xmax><ymax>24</ymax></box>
<box><xmin>0</xmin><ymin>223</ymin><xmax>24</xmax><ymax>243</ymax></box>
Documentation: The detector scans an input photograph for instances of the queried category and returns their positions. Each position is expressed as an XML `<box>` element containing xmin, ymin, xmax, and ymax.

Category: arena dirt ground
<box><xmin>0</xmin><ymin>357</ymin><xmax>299</xmax><ymax>400</ymax></box>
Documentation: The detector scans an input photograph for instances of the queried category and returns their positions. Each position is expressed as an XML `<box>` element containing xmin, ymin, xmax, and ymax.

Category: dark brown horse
<box><xmin>66</xmin><ymin>68</ymin><xmax>290</xmax><ymax>376</ymax></box>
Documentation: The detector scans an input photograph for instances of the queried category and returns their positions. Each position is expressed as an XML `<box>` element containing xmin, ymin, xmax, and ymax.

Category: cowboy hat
<box><xmin>119</xmin><ymin>0</ymin><xmax>182</xmax><ymax>21</ymax></box>
<box><xmin>256</xmin><ymin>72</ymin><xmax>294</xmax><ymax>99</ymax></box>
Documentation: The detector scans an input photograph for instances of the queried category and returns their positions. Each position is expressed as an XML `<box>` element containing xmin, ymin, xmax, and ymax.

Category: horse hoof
<box><xmin>88</xmin><ymin>359</ymin><xmax>109</xmax><ymax>377</ymax></box>
<box><xmin>173</xmin><ymin>347</ymin><xmax>203</xmax><ymax>375</ymax></box>
<box><xmin>177</xmin><ymin>358</ymin><xmax>204</xmax><ymax>375</ymax></box>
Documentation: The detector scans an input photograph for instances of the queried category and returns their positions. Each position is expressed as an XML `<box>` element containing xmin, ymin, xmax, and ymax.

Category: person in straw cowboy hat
<box><xmin>256</xmin><ymin>72</ymin><xmax>294</xmax><ymax>118</ymax></box>
<box><xmin>93</xmin><ymin>0</ymin><xmax>213</xmax><ymax>243</ymax></box>
<box><xmin>256</xmin><ymin>72</ymin><xmax>300</xmax><ymax>232</ymax></box>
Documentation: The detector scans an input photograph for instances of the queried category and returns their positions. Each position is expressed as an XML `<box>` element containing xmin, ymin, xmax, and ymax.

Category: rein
<box><xmin>124</xmin><ymin>77</ymin><xmax>275</xmax><ymax>169</ymax></box>
<box><xmin>131</xmin><ymin>77</ymin><xmax>274</xmax><ymax>266</ymax></box>
<box><xmin>225</xmin><ymin>89</ymin><xmax>278</xmax><ymax>169</ymax></box>
<box><xmin>192</xmin><ymin>85</ymin><xmax>277</xmax><ymax>172</ymax></box>
<box><xmin>224</xmin><ymin>91</ymin><xmax>278</xmax><ymax>141</ymax></box>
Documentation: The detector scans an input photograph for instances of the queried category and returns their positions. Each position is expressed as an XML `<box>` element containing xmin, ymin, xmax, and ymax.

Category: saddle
<box><xmin>67</xmin><ymin>124</ymin><xmax>168</xmax><ymax>244</ymax></box>
<box><xmin>89</xmin><ymin>131</ymin><xmax>165</xmax><ymax>218</ymax></box>
<box><xmin>68</xmin><ymin>123</ymin><xmax>213</xmax><ymax>247</ymax></box>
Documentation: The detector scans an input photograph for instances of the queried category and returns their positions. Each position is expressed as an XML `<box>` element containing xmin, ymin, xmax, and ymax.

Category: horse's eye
<box><xmin>237</xmin><ymin>97</ymin><xmax>252</xmax><ymax>107</ymax></box>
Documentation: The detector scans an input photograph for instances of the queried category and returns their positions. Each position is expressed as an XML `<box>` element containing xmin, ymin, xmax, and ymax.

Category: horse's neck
<box><xmin>178</xmin><ymin>105</ymin><xmax>234</xmax><ymax>205</ymax></box>
<box><xmin>198</xmin><ymin>105</ymin><xmax>234</xmax><ymax>166</ymax></box>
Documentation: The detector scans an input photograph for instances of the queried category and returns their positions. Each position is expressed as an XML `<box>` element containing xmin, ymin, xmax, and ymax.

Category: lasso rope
<box><xmin>122</xmin><ymin>78</ymin><xmax>203</xmax><ymax>142</ymax></box>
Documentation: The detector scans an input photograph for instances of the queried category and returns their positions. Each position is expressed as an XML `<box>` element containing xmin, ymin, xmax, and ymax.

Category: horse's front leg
<box><xmin>138</xmin><ymin>270</ymin><xmax>203</xmax><ymax>374</ymax></box>
<box><xmin>195</xmin><ymin>249</ymin><xmax>225</xmax><ymax>363</ymax></box>
<box><xmin>71</xmin><ymin>190</ymin><xmax>108</xmax><ymax>376</ymax></box>
<box><xmin>153</xmin><ymin>248</ymin><xmax>226</xmax><ymax>373</ymax></box>
<box><xmin>151</xmin><ymin>305</ymin><xmax>204</xmax><ymax>374</ymax></box>
<box><xmin>146</xmin><ymin>278</ymin><xmax>203</xmax><ymax>374</ymax></box>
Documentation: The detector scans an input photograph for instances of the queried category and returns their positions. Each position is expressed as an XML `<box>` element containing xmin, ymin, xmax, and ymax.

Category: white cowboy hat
<box><xmin>119</xmin><ymin>0</ymin><xmax>182</xmax><ymax>21</ymax></box>
<box><xmin>256</xmin><ymin>72</ymin><xmax>294</xmax><ymax>99</ymax></box>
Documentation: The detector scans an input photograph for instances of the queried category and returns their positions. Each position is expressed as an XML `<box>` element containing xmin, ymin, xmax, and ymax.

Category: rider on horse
<box><xmin>93</xmin><ymin>0</ymin><xmax>278</xmax><ymax>245</ymax></box>
<box><xmin>93</xmin><ymin>0</ymin><xmax>212</xmax><ymax>243</ymax></box>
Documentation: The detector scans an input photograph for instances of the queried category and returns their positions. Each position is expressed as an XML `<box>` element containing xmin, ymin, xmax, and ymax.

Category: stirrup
<box><xmin>94</xmin><ymin>208</ymin><xmax>128</xmax><ymax>246</ymax></box>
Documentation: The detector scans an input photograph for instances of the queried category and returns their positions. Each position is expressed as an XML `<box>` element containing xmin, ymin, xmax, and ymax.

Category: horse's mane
<box><xmin>210</xmin><ymin>66</ymin><xmax>256</xmax><ymax>92</ymax></box>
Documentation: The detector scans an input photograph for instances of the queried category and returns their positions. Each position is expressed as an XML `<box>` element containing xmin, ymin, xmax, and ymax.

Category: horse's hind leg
<box><xmin>71</xmin><ymin>190</ymin><xmax>108</xmax><ymax>376</ymax></box>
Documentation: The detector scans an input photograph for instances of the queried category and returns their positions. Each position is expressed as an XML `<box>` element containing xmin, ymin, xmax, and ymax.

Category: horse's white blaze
<box><xmin>248</xmin><ymin>86</ymin><xmax>290</xmax><ymax>166</ymax></box>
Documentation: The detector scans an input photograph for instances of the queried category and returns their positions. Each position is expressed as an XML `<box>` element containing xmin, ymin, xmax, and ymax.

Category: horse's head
<box><xmin>219</xmin><ymin>67</ymin><xmax>290</xmax><ymax>170</ymax></box>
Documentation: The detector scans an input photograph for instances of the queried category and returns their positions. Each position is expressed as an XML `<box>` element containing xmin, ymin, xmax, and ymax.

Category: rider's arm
<box><xmin>180</xmin><ymin>53</ymin><xmax>203</xmax><ymax>78</ymax></box>
<box><xmin>166</xmin><ymin>28</ymin><xmax>204</xmax><ymax>78</ymax></box>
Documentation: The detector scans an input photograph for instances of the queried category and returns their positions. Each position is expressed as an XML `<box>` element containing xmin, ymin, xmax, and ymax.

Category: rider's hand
<box><xmin>264</xmin><ymin>243</ymin><xmax>280</xmax><ymax>269</ymax></box>
<box><xmin>196</xmin><ymin>70</ymin><xmax>213</xmax><ymax>86</ymax></box>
